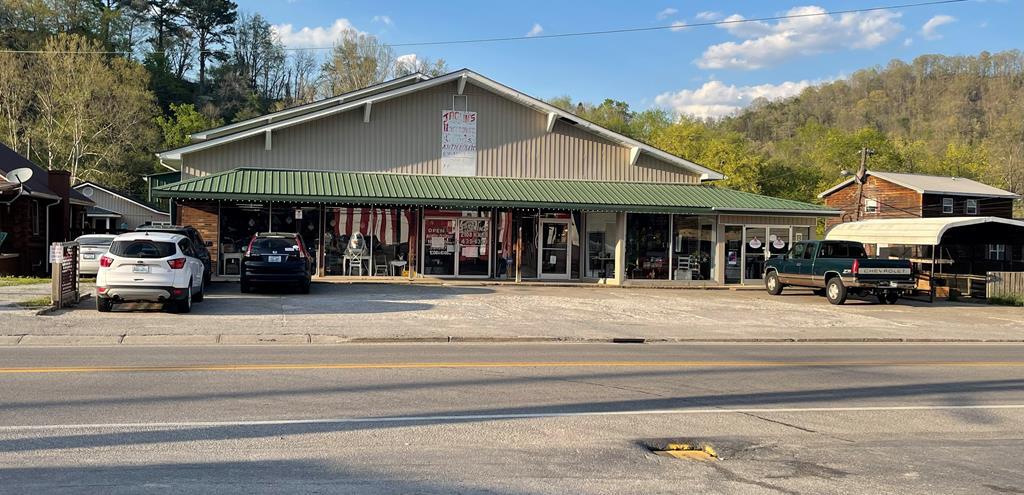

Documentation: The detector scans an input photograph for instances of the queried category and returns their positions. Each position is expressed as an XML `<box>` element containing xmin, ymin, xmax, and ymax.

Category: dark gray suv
<box><xmin>135</xmin><ymin>224</ymin><xmax>213</xmax><ymax>284</ymax></box>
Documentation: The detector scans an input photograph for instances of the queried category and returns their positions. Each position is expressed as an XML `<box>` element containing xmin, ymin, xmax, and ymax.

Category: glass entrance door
<box><xmin>423</xmin><ymin>218</ymin><xmax>456</xmax><ymax>276</ymax></box>
<box><xmin>539</xmin><ymin>219</ymin><xmax>571</xmax><ymax>279</ymax></box>
<box><xmin>743</xmin><ymin>226</ymin><xmax>767</xmax><ymax>282</ymax></box>
<box><xmin>457</xmin><ymin>218</ymin><xmax>490</xmax><ymax>277</ymax></box>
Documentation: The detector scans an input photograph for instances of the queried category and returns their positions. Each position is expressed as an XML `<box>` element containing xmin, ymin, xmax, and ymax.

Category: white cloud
<box><xmin>526</xmin><ymin>23</ymin><xmax>544</xmax><ymax>37</ymax></box>
<box><xmin>670</xmin><ymin>21</ymin><xmax>687</xmax><ymax>32</ymax></box>
<box><xmin>921</xmin><ymin>14</ymin><xmax>956</xmax><ymax>40</ymax></box>
<box><xmin>697</xmin><ymin>6</ymin><xmax>903</xmax><ymax>70</ymax></box>
<box><xmin>372</xmin><ymin>15</ymin><xmax>392</xmax><ymax>26</ymax></box>
<box><xmin>272</xmin><ymin>18</ymin><xmax>361</xmax><ymax>47</ymax></box>
<box><xmin>904</xmin><ymin>37</ymin><xmax>913</xmax><ymax>46</ymax></box>
<box><xmin>654</xmin><ymin>79</ymin><xmax>814</xmax><ymax>119</ymax></box>
<box><xmin>695</xmin><ymin>11</ymin><xmax>722</xmax><ymax>21</ymax></box>
<box><xmin>657</xmin><ymin>8</ymin><xmax>678</xmax><ymax>20</ymax></box>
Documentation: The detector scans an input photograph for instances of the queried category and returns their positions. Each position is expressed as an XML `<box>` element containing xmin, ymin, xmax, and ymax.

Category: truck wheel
<box><xmin>884</xmin><ymin>291</ymin><xmax>900</xmax><ymax>304</ymax></box>
<box><xmin>765</xmin><ymin>271</ymin><xmax>783</xmax><ymax>295</ymax></box>
<box><xmin>826</xmin><ymin>278</ymin><xmax>848</xmax><ymax>305</ymax></box>
<box><xmin>97</xmin><ymin>297</ymin><xmax>113</xmax><ymax>313</ymax></box>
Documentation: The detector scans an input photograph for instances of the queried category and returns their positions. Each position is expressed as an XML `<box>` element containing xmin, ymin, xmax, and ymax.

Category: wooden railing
<box><xmin>987</xmin><ymin>271</ymin><xmax>1024</xmax><ymax>300</ymax></box>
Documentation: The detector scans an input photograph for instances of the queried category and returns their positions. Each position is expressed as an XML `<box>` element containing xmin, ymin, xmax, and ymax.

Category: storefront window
<box><xmin>724</xmin><ymin>226</ymin><xmax>742</xmax><ymax>284</ymax></box>
<box><xmin>585</xmin><ymin>212</ymin><xmax>617</xmax><ymax>278</ymax></box>
<box><xmin>626</xmin><ymin>213</ymin><xmax>670</xmax><ymax>280</ymax></box>
<box><xmin>673</xmin><ymin>215</ymin><xmax>714</xmax><ymax>281</ymax></box>
<box><xmin>792</xmin><ymin>226</ymin><xmax>811</xmax><ymax>242</ymax></box>
<box><xmin>324</xmin><ymin>207</ymin><xmax>410</xmax><ymax>276</ymax></box>
<box><xmin>422</xmin><ymin>210</ymin><xmax>490</xmax><ymax>277</ymax></box>
<box><xmin>219</xmin><ymin>203</ymin><xmax>269</xmax><ymax>275</ymax></box>
<box><xmin>768</xmin><ymin>227</ymin><xmax>790</xmax><ymax>258</ymax></box>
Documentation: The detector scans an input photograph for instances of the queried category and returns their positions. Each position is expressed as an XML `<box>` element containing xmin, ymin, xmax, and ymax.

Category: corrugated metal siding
<box><xmin>719</xmin><ymin>215</ymin><xmax>818</xmax><ymax>225</ymax></box>
<box><xmin>181</xmin><ymin>82</ymin><xmax>701</xmax><ymax>184</ymax></box>
<box><xmin>85</xmin><ymin>189</ymin><xmax>169</xmax><ymax>229</ymax></box>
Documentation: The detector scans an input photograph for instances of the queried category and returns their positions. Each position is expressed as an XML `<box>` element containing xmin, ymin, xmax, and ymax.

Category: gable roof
<box><xmin>74</xmin><ymin>181</ymin><xmax>169</xmax><ymax>215</ymax></box>
<box><xmin>157</xmin><ymin>69</ymin><xmax>725</xmax><ymax>181</ymax></box>
<box><xmin>154</xmin><ymin>167</ymin><xmax>835</xmax><ymax>215</ymax></box>
<box><xmin>188</xmin><ymin>72</ymin><xmax>432</xmax><ymax>143</ymax></box>
<box><xmin>819</xmin><ymin>171</ymin><xmax>1020</xmax><ymax>199</ymax></box>
<box><xmin>0</xmin><ymin>142</ymin><xmax>60</xmax><ymax>200</ymax></box>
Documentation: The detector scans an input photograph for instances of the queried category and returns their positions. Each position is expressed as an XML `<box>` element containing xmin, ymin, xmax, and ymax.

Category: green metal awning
<box><xmin>154</xmin><ymin>168</ymin><xmax>838</xmax><ymax>215</ymax></box>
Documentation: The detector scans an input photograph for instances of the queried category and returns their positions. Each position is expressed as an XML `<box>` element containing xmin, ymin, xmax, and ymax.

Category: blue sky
<box><xmin>238</xmin><ymin>0</ymin><xmax>1020</xmax><ymax>118</ymax></box>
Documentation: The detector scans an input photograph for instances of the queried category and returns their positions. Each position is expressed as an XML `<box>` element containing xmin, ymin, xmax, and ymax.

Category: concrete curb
<box><xmin>3</xmin><ymin>334</ymin><xmax>1024</xmax><ymax>346</ymax></box>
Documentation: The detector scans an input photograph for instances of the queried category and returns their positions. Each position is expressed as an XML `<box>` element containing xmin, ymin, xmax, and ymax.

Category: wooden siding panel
<box><xmin>182</xmin><ymin>81</ymin><xmax>701</xmax><ymax>184</ymax></box>
<box><xmin>822</xmin><ymin>176</ymin><xmax>922</xmax><ymax>229</ymax></box>
<box><xmin>921</xmin><ymin>194</ymin><xmax>1014</xmax><ymax>219</ymax></box>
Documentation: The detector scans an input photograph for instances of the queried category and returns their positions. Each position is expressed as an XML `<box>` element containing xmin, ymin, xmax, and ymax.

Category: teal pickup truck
<box><xmin>763</xmin><ymin>240</ymin><xmax>915</xmax><ymax>305</ymax></box>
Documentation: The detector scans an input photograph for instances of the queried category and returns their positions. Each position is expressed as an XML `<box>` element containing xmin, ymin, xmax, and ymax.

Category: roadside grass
<box><xmin>17</xmin><ymin>296</ymin><xmax>52</xmax><ymax>308</ymax></box>
<box><xmin>989</xmin><ymin>295</ymin><xmax>1024</xmax><ymax>307</ymax></box>
<box><xmin>0</xmin><ymin>276</ymin><xmax>50</xmax><ymax>287</ymax></box>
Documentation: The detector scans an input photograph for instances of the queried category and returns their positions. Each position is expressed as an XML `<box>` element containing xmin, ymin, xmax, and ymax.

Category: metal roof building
<box><xmin>154</xmin><ymin>69</ymin><xmax>837</xmax><ymax>285</ymax></box>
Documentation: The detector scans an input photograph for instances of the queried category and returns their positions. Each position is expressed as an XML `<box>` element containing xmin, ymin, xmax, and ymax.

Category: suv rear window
<box><xmin>109</xmin><ymin>240</ymin><xmax>177</xmax><ymax>259</ymax></box>
<box><xmin>249</xmin><ymin>237</ymin><xmax>300</xmax><ymax>255</ymax></box>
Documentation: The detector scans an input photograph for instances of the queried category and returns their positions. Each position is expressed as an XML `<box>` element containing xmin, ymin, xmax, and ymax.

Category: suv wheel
<box><xmin>765</xmin><ymin>271</ymin><xmax>783</xmax><ymax>296</ymax></box>
<box><xmin>825</xmin><ymin>277</ymin><xmax>848</xmax><ymax>305</ymax></box>
<box><xmin>97</xmin><ymin>297</ymin><xmax>113</xmax><ymax>312</ymax></box>
<box><xmin>167</xmin><ymin>282</ymin><xmax>193</xmax><ymax>313</ymax></box>
<box><xmin>194</xmin><ymin>279</ymin><xmax>205</xmax><ymax>302</ymax></box>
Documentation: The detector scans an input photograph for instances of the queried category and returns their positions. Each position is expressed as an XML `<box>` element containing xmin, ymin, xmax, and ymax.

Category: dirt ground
<box><xmin>1</xmin><ymin>282</ymin><xmax>1022</xmax><ymax>343</ymax></box>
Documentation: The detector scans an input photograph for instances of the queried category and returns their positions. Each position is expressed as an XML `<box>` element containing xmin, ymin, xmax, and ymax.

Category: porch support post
<box><xmin>612</xmin><ymin>211</ymin><xmax>627</xmax><ymax>285</ymax></box>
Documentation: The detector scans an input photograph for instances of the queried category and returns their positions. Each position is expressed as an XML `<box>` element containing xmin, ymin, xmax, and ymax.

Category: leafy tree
<box><xmin>155</xmin><ymin>102</ymin><xmax>222</xmax><ymax>149</ymax></box>
<box><xmin>30</xmin><ymin>34</ymin><xmax>159</xmax><ymax>187</ymax></box>
<box><xmin>321</xmin><ymin>29</ymin><xmax>395</xmax><ymax>95</ymax></box>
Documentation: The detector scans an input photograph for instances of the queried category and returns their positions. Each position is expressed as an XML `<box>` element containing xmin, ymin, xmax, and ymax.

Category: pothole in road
<box><xmin>647</xmin><ymin>439</ymin><xmax>719</xmax><ymax>462</ymax></box>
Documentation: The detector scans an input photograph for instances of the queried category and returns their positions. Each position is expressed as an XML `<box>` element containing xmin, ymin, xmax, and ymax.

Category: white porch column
<box><xmin>714</xmin><ymin>222</ymin><xmax>726</xmax><ymax>284</ymax></box>
<box><xmin>611</xmin><ymin>212</ymin><xmax>627</xmax><ymax>285</ymax></box>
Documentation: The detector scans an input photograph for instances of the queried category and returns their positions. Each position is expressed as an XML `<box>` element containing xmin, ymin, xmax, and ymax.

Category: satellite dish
<box><xmin>6</xmin><ymin>167</ymin><xmax>33</xmax><ymax>184</ymax></box>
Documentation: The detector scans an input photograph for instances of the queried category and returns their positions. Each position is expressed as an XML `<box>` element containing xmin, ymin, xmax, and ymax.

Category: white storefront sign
<box><xmin>441</xmin><ymin>110</ymin><xmax>477</xmax><ymax>176</ymax></box>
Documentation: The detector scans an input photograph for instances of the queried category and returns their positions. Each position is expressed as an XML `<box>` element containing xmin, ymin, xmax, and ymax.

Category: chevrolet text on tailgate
<box><xmin>764</xmin><ymin>240</ymin><xmax>915</xmax><ymax>305</ymax></box>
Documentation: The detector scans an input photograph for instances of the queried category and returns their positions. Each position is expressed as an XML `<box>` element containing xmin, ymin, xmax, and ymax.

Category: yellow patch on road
<box><xmin>1</xmin><ymin>360</ymin><xmax>1023</xmax><ymax>374</ymax></box>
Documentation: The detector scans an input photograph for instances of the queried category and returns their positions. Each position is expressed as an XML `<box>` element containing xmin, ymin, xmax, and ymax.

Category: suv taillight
<box><xmin>99</xmin><ymin>255</ymin><xmax>113</xmax><ymax>268</ymax></box>
<box><xmin>851</xmin><ymin>258</ymin><xmax>860</xmax><ymax>275</ymax></box>
<box><xmin>246</xmin><ymin>236</ymin><xmax>257</xmax><ymax>256</ymax></box>
<box><xmin>167</xmin><ymin>258</ymin><xmax>186</xmax><ymax>269</ymax></box>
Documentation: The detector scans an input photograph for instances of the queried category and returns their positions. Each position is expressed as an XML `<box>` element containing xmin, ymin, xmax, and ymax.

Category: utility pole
<box><xmin>854</xmin><ymin>147</ymin><xmax>875</xmax><ymax>222</ymax></box>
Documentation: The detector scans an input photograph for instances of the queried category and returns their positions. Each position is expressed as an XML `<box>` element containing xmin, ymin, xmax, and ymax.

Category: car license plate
<box><xmin>268</xmin><ymin>255</ymin><xmax>282</xmax><ymax>263</ymax></box>
<box><xmin>83</xmin><ymin>254</ymin><xmax>96</xmax><ymax>260</ymax></box>
<box><xmin>132</xmin><ymin>265</ymin><xmax>149</xmax><ymax>273</ymax></box>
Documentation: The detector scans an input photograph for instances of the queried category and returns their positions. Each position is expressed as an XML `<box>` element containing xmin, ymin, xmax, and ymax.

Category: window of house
<box><xmin>942</xmin><ymin>197</ymin><xmax>954</xmax><ymax>214</ymax></box>
<box><xmin>30</xmin><ymin>200</ymin><xmax>41</xmax><ymax>235</ymax></box>
<box><xmin>988</xmin><ymin>244</ymin><xmax>1006</xmax><ymax>261</ymax></box>
<box><xmin>966</xmin><ymin>199</ymin><xmax>978</xmax><ymax>215</ymax></box>
<box><xmin>864</xmin><ymin>198</ymin><xmax>879</xmax><ymax>214</ymax></box>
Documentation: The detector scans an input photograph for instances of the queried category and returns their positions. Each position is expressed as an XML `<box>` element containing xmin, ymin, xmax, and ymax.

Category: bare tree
<box><xmin>320</xmin><ymin>29</ymin><xmax>395</xmax><ymax>96</ymax></box>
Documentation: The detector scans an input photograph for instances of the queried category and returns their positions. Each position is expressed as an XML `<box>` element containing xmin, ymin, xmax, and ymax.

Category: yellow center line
<box><xmin>1</xmin><ymin>360</ymin><xmax>1024</xmax><ymax>374</ymax></box>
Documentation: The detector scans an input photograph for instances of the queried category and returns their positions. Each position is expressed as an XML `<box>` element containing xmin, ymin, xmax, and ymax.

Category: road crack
<box><xmin>738</xmin><ymin>412</ymin><xmax>855</xmax><ymax>443</ymax></box>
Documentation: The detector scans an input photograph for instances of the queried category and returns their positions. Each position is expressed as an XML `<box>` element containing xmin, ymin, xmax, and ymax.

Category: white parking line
<box><xmin>3</xmin><ymin>404</ymin><xmax>1023</xmax><ymax>432</ymax></box>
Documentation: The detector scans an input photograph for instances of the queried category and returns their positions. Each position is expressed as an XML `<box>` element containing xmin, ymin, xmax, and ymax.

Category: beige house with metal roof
<box><xmin>155</xmin><ymin>69</ymin><xmax>837</xmax><ymax>285</ymax></box>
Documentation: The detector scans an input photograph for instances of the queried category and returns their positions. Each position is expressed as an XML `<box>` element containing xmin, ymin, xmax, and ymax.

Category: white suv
<box><xmin>95</xmin><ymin>232</ymin><xmax>206</xmax><ymax>313</ymax></box>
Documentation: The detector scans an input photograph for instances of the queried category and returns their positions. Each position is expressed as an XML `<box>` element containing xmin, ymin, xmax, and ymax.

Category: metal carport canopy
<box><xmin>825</xmin><ymin>217</ymin><xmax>1024</xmax><ymax>246</ymax></box>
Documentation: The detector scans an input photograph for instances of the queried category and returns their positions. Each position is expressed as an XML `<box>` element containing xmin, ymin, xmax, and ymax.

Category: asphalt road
<box><xmin>1</xmin><ymin>343</ymin><xmax>1023</xmax><ymax>494</ymax></box>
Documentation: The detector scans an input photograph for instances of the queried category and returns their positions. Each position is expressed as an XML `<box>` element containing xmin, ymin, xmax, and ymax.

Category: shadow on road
<box><xmin>1</xmin><ymin>377</ymin><xmax>1020</xmax><ymax>454</ymax></box>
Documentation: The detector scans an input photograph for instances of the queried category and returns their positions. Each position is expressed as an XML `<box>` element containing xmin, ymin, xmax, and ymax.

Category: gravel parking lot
<box><xmin>1</xmin><ymin>281</ymin><xmax>1023</xmax><ymax>343</ymax></box>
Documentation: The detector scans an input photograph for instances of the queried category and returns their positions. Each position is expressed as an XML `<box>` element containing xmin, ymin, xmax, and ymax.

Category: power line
<box><xmin>0</xmin><ymin>0</ymin><xmax>969</xmax><ymax>55</ymax></box>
